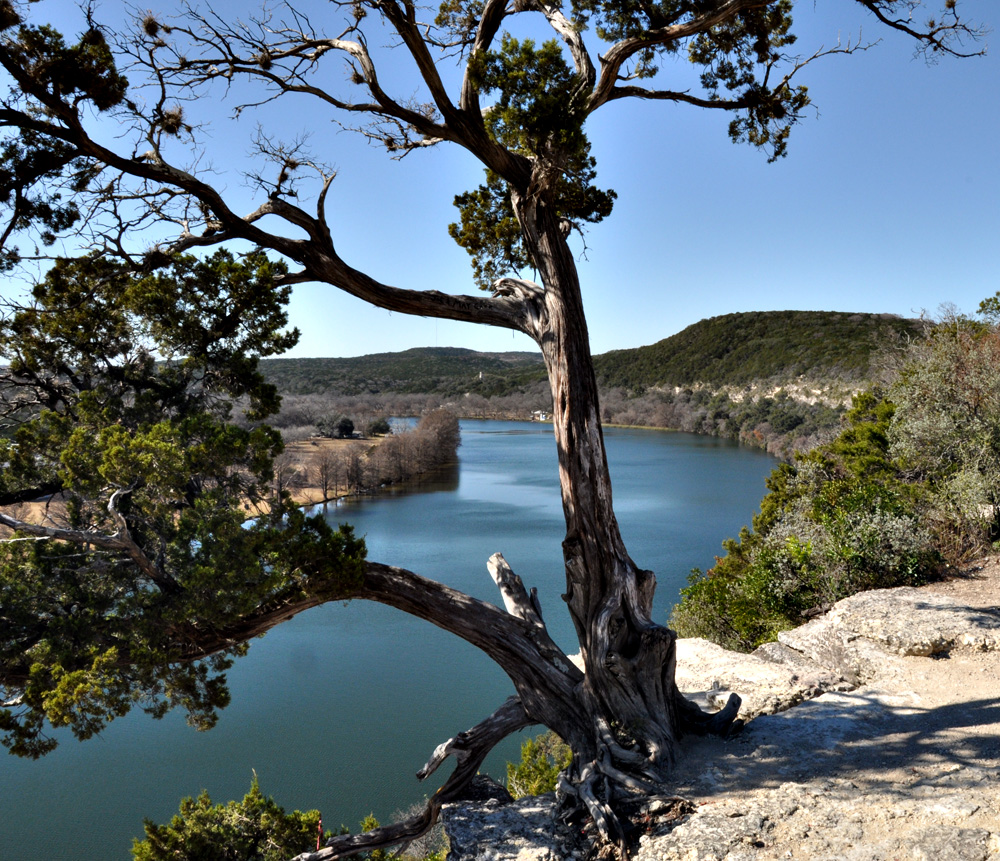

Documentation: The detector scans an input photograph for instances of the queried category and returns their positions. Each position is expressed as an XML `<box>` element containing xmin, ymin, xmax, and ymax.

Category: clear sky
<box><xmin>17</xmin><ymin>1</ymin><xmax>1000</xmax><ymax>359</ymax></box>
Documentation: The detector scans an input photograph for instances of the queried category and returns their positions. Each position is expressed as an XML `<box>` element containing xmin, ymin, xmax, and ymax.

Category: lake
<box><xmin>1</xmin><ymin>420</ymin><xmax>776</xmax><ymax>860</ymax></box>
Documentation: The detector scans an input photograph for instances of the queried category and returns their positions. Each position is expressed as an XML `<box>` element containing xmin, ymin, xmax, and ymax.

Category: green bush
<box><xmin>672</xmin><ymin>391</ymin><xmax>941</xmax><ymax>652</ymax></box>
<box><xmin>506</xmin><ymin>731</ymin><xmax>573</xmax><ymax>798</ymax></box>
<box><xmin>131</xmin><ymin>777</ymin><xmax>323</xmax><ymax>861</ymax></box>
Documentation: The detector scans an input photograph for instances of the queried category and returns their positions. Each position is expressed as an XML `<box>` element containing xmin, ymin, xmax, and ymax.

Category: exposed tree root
<box><xmin>290</xmin><ymin>551</ymin><xmax>742</xmax><ymax>861</ymax></box>
<box><xmin>290</xmin><ymin>697</ymin><xmax>532</xmax><ymax>860</ymax></box>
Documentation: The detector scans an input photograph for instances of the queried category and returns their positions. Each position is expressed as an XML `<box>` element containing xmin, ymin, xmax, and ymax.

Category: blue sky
<box><xmin>274</xmin><ymin>1</ymin><xmax>1000</xmax><ymax>359</ymax></box>
<box><xmin>18</xmin><ymin>1</ymin><xmax>1000</xmax><ymax>359</ymax></box>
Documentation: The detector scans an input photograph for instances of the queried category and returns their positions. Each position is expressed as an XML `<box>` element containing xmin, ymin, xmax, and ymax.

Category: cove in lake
<box><xmin>1</xmin><ymin>421</ymin><xmax>776</xmax><ymax>860</ymax></box>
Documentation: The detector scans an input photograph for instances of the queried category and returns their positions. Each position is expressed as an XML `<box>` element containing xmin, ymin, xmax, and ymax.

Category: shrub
<box><xmin>506</xmin><ymin>731</ymin><xmax>572</xmax><ymax>798</ymax></box>
<box><xmin>671</xmin><ymin>391</ymin><xmax>942</xmax><ymax>652</ymax></box>
<box><xmin>131</xmin><ymin>777</ymin><xmax>323</xmax><ymax>861</ymax></box>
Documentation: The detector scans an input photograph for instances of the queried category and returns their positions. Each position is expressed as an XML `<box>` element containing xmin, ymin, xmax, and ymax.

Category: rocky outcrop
<box><xmin>444</xmin><ymin>791</ymin><xmax>569</xmax><ymax>861</ymax></box>
<box><xmin>774</xmin><ymin>587</ymin><xmax>1000</xmax><ymax>685</ymax></box>
<box><xmin>441</xmin><ymin>565</ymin><xmax>1000</xmax><ymax>860</ymax></box>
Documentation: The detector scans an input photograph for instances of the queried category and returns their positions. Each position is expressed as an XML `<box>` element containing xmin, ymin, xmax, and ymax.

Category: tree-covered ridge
<box><xmin>259</xmin><ymin>348</ymin><xmax>545</xmax><ymax>397</ymax></box>
<box><xmin>260</xmin><ymin>311</ymin><xmax>919</xmax><ymax>400</ymax></box>
<box><xmin>260</xmin><ymin>312</ymin><xmax>922</xmax><ymax>460</ymax></box>
<box><xmin>672</xmin><ymin>304</ymin><xmax>1000</xmax><ymax>652</ymax></box>
<box><xmin>595</xmin><ymin>310</ymin><xmax>923</xmax><ymax>392</ymax></box>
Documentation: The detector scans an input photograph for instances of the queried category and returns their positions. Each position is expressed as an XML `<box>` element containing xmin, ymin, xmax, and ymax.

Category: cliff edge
<box><xmin>443</xmin><ymin>558</ymin><xmax>1000</xmax><ymax>860</ymax></box>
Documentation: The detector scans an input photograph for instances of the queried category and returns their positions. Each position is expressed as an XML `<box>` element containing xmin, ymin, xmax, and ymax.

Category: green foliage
<box><xmin>4</xmin><ymin>18</ymin><xmax>128</xmax><ymax>110</ymax></box>
<box><xmin>471</xmin><ymin>36</ymin><xmax>588</xmax><ymax>160</ymax></box>
<box><xmin>506</xmin><ymin>731</ymin><xmax>573</xmax><ymax>799</ymax></box>
<box><xmin>449</xmin><ymin>170</ymin><xmax>532</xmax><ymax>288</ymax></box>
<box><xmin>450</xmin><ymin>35</ymin><xmax>615</xmax><ymax>288</ymax></box>
<box><xmin>0</xmin><ymin>128</ymin><xmax>92</xmax><ymax>271</ymax></box>
<box><xmin>133</xmin><ymin>786</ymin><xmax>449</xmax><ymax>861</ymax></box>
<box><xmin>360</xmin><ymin>814</ymin><xmax>391</xmax><ymax>861</ymax></box>
<box><xmin>0</xmin><ymin>10</ymin><xmax>128</xmax><ymax>270</ymax></box>
<box><xmin>690</xmin><ymin>1</ymin><xmax>807</xmax><ymax>160</ymax></box>
<box><xmin>131</xmin><ymin>776</ymin><xmax>324</xmax><ymax>861</ymax></box>
<box><xmin>672</xmin><ymin>389</ymin><xmax>940</xmax><ymax>651</ymax></box>
<box><xmin>445</xmin><ymin>0</ymin><xmax>820</xmax><ymax>284</ymax></box>
<box><xmin>0</xmin><ymin>252</ymin><xmax>366</xmax><ymax>757</ymax></box>
<box><xmin>595</xmin><ymin>311</ymin><xmax>923</xmax><ymax>393</ymax></box>
<box><xmin>368</xmin><ymin>417</ymin><xmax>391</xmax><ymax>436</ymax></box>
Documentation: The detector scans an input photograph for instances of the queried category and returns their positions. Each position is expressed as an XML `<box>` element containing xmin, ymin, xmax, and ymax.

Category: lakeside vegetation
<box><xmin>672</xmin><ymin>302</ymin><xmax>1000</xmax><ymax>651</ymax></box>
<box><xmin>275</xmin><ymin>410</ymin><xmax>461</xmax><ymax>504</ymax></box>
<box><xmin>260</xmin><ymin>310</ymin><xmax>920</xmax><ymax>459</ymax></box>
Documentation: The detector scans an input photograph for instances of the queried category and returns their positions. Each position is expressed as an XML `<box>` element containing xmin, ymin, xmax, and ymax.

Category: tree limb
<box><xmin>531</xmin><ymin>1</ymin><xmax>597</xmax><ymax>94</ymax></box>
<box><xmin>0</xmin><ymin>509</ymin><xmax>179</xmax><ymax>594</ymax></box>
<box><xmin>0</xmin><ymin>103</ymin><xmax>532</xmax><ymax>334</ymax></box>
<box><xmin>459</xmin><ymin>0</ymin><xmax>510</xmax><ymax>114</ymax></box>
<box><xmin>589</xmin><ymin>0</ymin><xmax>774</xmax><ymax>113</ymax></box>
<box><xmin>855</xmin><ymin>0</ymin><xmax>988</xmax><ymax>58</ymax></box>
<box><xmin>290</xmin><ymin>697</ymin><xmax>532</xmax><ymax>861</ymax></box>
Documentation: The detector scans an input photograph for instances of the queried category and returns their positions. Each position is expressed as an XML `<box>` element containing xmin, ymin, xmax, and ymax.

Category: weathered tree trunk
<box><xmin>505</xmin><ymin>184</ymin><xmax>740</xmax><ymax>849</ymax></box>
<box><xmin>305</xmin><ymin>182</ymin><xmax>742</xmax><ymax>861</ymax></box>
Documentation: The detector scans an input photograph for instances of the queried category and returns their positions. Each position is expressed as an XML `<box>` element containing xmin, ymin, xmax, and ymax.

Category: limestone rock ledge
<box><xmin>441</xmin><ymin>574</ymin><xmax>1000</xmax><ymax>860</ymax></box>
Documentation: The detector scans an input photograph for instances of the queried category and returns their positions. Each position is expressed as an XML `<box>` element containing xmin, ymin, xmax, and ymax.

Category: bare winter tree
<box><xmin>310</xmin><ymin>445</ymin><xmax>342</xmax><ymax>502</ymax></box>
<box><xmin>0</xmin><ymin>1</ymin><xmax>984</xmax><ymax>856</ymax></box>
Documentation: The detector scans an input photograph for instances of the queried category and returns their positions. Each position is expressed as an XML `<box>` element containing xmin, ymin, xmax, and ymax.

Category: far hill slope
<box><xmin>260</xmin><ymin>312</ymin><xmax>921</xmax><ymax>400</ymax></box>
<box><xmin>593</xmin><ymin>311</ymin><xmax>923</xmax><ymax>394</ymax></box>
<box><xmin>260</xmin><ymin>347</ymin><xmax>545</xmax><ymax>397</ymax></box>
<box><xmin>260</xmin><ymin>311</ymin><xmax>924</xmax><ymax>458</ymax></box>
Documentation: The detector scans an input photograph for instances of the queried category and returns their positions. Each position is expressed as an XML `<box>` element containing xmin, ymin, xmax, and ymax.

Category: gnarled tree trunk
<box><xmin>298</xmin><ymin>194</ymin><xmax>739</xmax><ymax>860</ymax></box>
<box><xmin>507</xmin><ymin>185</ymin><xmax>741</xmax><ymax>846</ymax></box>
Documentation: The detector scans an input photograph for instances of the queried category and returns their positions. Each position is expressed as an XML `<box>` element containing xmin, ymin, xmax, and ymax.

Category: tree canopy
<box><xmin>0</xmin><ymin>250</ymin><xmax>365</xmax><ymax>757</ymax></box>
<box><xmin>0</xmin><ymin>0</ymin><xmax>985</xmax><ymax>857</ymax></box>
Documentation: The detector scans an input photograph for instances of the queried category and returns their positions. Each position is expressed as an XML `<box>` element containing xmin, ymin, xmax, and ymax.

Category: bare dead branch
<box><xmin>291</xmin><ymin>697</ymin><xmax>532</xmax><ymax>861</ymax></box>
<box><xmin>856</xmin><ymin>0</ymin><xmax>988</xmax><ymax>59</ymax></box>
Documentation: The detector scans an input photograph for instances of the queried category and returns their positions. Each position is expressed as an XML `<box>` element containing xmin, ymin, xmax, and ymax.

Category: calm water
<box><xmin>1</xmin><ymin>421</ymin><xmax>775</xmax><ymax>860</ymax></box>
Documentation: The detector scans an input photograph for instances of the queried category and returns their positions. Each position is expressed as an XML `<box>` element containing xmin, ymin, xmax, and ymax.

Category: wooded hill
<box><xmin>259</xmin><ymin>347</ymin><xmax>546</xmax><ymax>397</ymax></box>
<box><xmin>261</xmin><ymin>311</ymin><xmax>921</xmax><ymax>400</ymax></box>
<box><xmin>594</xmin><ymin>310</ymin><xmax>923</xmax><ymax>393</ymax></box>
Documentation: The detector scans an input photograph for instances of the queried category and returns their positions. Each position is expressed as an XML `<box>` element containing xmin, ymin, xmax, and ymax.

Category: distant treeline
<box><xmin>276</xmin><ymin>409</ymin><xmax>461</xmax><ymax>500</ymax></box>
<box><xmin>260</xmin><ymin>311</ymin><xmax>923</xmax><ymax>458</ymax></box>
<box><xmin>261</xmin><ymin>347</ymin><xmax>545</xmax><ymax>398</ymax></box>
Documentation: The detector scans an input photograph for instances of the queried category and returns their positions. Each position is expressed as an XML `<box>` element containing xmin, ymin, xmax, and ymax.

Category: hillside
<box><xmin>259</xmin><ymin>311</ymin><xmax>925</xmax><ymax>458</ymax></box>
<box><xmin>259</xmin><ymin>347</ymin><xmax>546</xmax><ymax>397</ymax></box>
<box><xmin>260</xmin><ymin>311</ymin><xmax>921</xmax><ymax>399</ymax></box>
<box><xmin>593</xmin><ymin>310</ymin><xmax>923</xmax><ymax>393</ymax></box>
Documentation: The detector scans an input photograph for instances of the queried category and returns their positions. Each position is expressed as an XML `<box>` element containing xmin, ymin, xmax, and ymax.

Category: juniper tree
<box><xmin>0</xmin><ymin>1</ymin><xmax>984</xmax><ymax>856</ymax></box>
